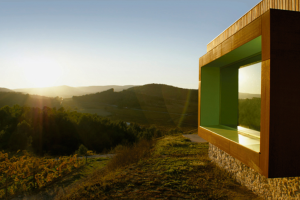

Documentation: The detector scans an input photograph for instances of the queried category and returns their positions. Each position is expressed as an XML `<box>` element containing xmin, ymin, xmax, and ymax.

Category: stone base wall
<box><xmin>209</xmin><ymin>143</ymin><xmax>300</xmax><ymax>199</ymax></box>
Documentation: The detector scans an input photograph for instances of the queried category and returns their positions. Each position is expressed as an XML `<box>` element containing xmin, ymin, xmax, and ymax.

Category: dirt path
<box><xmin>182</xmin><ymin>134</ymin><xmax>207</xmax><ymax>143</ymax></box>
<box><xmin>78</xmin><ymin>154</ymin><xmax>115</xmax><ymax>159</ymax></box>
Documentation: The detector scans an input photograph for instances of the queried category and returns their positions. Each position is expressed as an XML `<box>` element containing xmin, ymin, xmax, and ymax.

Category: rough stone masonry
<box><xmin>209</xmin><ymin>143</ymin><xmax>300</xmax><ymax>199</ymax></box>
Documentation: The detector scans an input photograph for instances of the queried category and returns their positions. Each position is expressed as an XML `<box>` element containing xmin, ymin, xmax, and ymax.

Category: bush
<box><xmin>77</xmin><ymin>144</ymin><xmax>88</xmax><ymax>156</ymax></box>
<box><xmin>106</xmin><ymin>139</ymin><xmax>155</xmax><ymax>171</ymax></box>
<box><xmin>167</xmin><ymin>127</ymin><xmax>183</xmax><ymax>135</ymax></box>
<box><xmin>239</xmin><ymin>98</ymin><xmax>261</xmax><ymax>131</ymax></box>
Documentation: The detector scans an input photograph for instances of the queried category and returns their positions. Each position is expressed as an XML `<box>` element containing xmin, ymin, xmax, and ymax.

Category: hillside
<box><xmin>127</xmin><ymin>84</ymin><xmax>198</xmax><ymax>102</ymax></box>
<box><xmin>0</xmin><ymin>88</ymin><xmax>13</xmax><ymax>92</ymax></box>
<box><xmin>0</xmin><ymin>92</ymin><xmax>61</xmax><ymax>108</ymax></box>
<box><xmin>66</xmin><ymin>84</ymin><xmax>198</xmax><ymax>129</ymax></box>
<box><xmin>72</xmin><ymin>88</ymin><xmax>168</xmax><ymax>109</ymax></box>
<box><xmin>14</xmin><ymin>85</ymin><xmax>135</xmax><ymax>98</ymax></box>
<box><xmin>72</xmin><ymin>84</ymin><xmax>197</xmax><ymax>109</ymax></box>
<box><xmin>0</xmin><ymin>84</ymin><xmax>198</xmax><ymax>129</ymax></box>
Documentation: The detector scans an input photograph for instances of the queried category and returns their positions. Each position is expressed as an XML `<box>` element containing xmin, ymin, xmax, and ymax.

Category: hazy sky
<box><xmin>239</xmin><ymin>62</ymin><xmax>261</xmax><ymax>94</ymax></box>
<box><xmin>0</xmin><ymin>0</ymin><xmax>261</xmax><ymax>89</ymax></box>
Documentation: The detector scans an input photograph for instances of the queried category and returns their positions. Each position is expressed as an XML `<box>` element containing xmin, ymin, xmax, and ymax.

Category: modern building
<box><xmin>198</xmin><ymin>0</ymin><xmax>300</xmax><ymax>178</ymax></box>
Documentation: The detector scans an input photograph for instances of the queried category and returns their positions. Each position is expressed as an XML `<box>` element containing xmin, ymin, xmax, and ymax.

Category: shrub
<box><xmin>106</xmin><ymin>139</ymin><xmax>155</xmax><ymax>171</ymax></box>
<box><xmin>77</xmin><ymin>144</ymin><xmax>88</xmax><ymax>156</ymax></box>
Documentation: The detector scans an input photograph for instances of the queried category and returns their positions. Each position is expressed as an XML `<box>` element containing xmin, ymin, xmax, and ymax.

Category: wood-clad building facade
<box><xmin>199</xmin><ymin>0</ymin><xmax>300</xmax><ymax>178</ymax></box>
<box><xmin>206</xmin><ymin>0</ymin><xmax>300</xmax><ymax>52</ymax></box>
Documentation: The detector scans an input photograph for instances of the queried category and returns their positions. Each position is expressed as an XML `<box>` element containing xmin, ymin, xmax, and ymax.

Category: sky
<box><xmin>239</xmin><ymin>62</ymin><xmax>261</xmax><ymax>94</ymax></box>
<box><xmin>0</xmin><ymin>0</ymin><xmax>261</xmax><ymax>90</ymax></box>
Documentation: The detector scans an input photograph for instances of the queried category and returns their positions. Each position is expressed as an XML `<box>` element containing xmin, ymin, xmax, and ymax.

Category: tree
<box><xmin>78</xmin><ymin>144</ymin><xmax>88</xmax><ymax>156</ymax></box>
<box><xmin>77</xmin><ymin>144</ymin><xmax>88</xmax><ymax>164</ymax></box>
<box><xmin>9</xmin><ymin>120</ymin><xmax>32</xmax><ymax>151</ymax></box>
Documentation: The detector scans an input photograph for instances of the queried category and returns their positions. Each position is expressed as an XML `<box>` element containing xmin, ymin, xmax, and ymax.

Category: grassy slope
<box><xmin>60</xmin><ymin>135</ymin><xmax>262</xmax><ymax>200</ymax></box>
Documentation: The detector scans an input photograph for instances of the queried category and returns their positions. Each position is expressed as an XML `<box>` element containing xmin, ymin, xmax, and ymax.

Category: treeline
<box><xmin>72</xmin><ymin>88</ymin><xmax>170</xmax><ymax>109</ymax></box>
<box><xmin>127</xmin><ymin>84</ymin><xmax>198</xmax><ymax>102</ymax></box>
<box><xmin>0</xmin><ymin>105</ymin><xmax>180</xmax><ymax>156</ymax></box>
<box><xmin>0</xmin><ymin>92</ymin><xmax>61</xmax><ymax>108</ymax></box>
<box><xmin>239</xmin><ymin>97</ymin><xmax>261</xmax><ymax>131</ymax></box>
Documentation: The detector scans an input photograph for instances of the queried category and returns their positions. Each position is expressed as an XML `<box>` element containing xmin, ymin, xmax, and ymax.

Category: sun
<box><xmin>18</xmin><ymin>55</ymin><xmax>63</xmax><ymax>88</ymax></box>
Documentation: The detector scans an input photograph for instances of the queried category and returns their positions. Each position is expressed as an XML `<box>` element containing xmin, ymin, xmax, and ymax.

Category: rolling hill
<box><xmin>127</xmin><ymin>84</ymin><xmax>198</xmax><ymax>102</ymax></box>
<box><xmin>72</xmin><ymin>84</ymin><xmax>198</xmax><ymax>109</ymax></box>
<box><xmin>67</xmin><ymin>84</ymin><xmax>198</xmax><ymax>128</ymax></box>
<box><xmin>0</xmin><ymin>88</ymin><xmax>14</xmax><ymax>92</ymax></box>
<box><xmin>0</xmin><ymin>84</ymin><xmax>198</xmax><ymax>128</ymax></box>
<box><xmin>0</xmin><ymin>92</ymin><xmax>61</xmax><ymax>108</ymax></box>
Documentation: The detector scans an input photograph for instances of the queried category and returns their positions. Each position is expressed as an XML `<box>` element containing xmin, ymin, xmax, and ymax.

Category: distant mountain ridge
<box><xmin>13</xmin><ymin>85</ymin><xmax>136</xmax><ymax>98</ymax></box>
<box><xmin>72</xmin><ymin>84</ymin><xmax>198</xmax><ymax>108</ymax></box>
<box><xmin>239</xmin><ymin>93</ymin><xmax>261</xmax><ymax>99</ymax></box>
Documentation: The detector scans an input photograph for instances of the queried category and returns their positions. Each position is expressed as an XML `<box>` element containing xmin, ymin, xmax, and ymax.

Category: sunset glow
<box><xmin>18</xmin><ymin>55</ymin><xmax>63</xmax><ymax>88</ymax></box>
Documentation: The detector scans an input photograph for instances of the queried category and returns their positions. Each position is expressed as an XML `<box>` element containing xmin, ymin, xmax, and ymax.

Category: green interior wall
<box><xmin>200</xmin><ymin>36</ymin><xmax>262</xmax><ymax>127</ymax></box>
<box><xmin>220</xmin><ymin>65</ymin><xmax>239</xmax><ymax>128</ymax></box>
<box><xmin>200</xmin><ymin>67</ymin><xmax>220</xmax><ymax>126</ymax></box>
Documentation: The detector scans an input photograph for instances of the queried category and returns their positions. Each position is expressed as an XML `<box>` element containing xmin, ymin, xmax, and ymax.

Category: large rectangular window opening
<box><xmin>238</xmin><ymin>62</ymin><xmax>261</xmax><ymax>138</ymax></box>
<box><xmin>200</xmin><ymin>55</ymin><xmax>262</xmax><ymax>152</ymax></box>
<box><xmin>200</xmin><ymin>36</ymin><xmax>262</xmax><ymax>152</ymax></box>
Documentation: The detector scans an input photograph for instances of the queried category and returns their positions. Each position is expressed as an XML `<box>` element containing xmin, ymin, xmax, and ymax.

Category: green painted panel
<box><xmin>220</xmin><ymin>65</ymin><xmax>239</xmax><ymax>128</ymax></box>
<box><xmin>200</xmin><ymin>67</ymin><xmax>220</xmax><ymax>126</ymax></box>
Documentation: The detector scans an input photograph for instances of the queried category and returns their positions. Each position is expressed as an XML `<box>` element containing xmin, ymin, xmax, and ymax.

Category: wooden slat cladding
<box><xmin>200</xmin><ymin>17</ymin><xmax>261</xmax><ymax>67</ymax></box>
<box><xmin>221</xmin><ymin>36</ymin><xmax>232</xmax><ymax>56</ymax></box>
<box><xmin>199</xmin><ymin>57</ymin><xmax>203</xmax><ymax>74</ymax></box>
<box><xmin>260</xmin><ymin>59</ymin><xmax>271</xmax><ymax>177</ymax></box>
<box><xmin>232</xmin><ymin>17</ymin><xmax>261</xmax><ymax>50</ymax></box>
<box><xmin>262</xmin><ymin>10</ymin><xmax>271</xmax><ymax>61</ymax></box>
<box><xmin>207</xmin><ymin>0</ymin><xmax>300</xmax><ymax>52</ymax></box>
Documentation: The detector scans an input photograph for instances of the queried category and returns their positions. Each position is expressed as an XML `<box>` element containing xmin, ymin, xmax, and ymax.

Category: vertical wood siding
<box><xmin>207</xmin><ymin>0</ymin><xmax>300</xmax><ymax>52</ymax></box>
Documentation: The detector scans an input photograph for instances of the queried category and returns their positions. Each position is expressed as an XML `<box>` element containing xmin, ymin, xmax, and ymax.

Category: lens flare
<box><xmin>178</xmin><ymin>90</ymin><xmax>191</xmax><ymax>127</ymax></box>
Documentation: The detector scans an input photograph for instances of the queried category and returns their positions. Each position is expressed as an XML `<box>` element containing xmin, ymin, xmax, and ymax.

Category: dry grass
<box><xmin>106</xmin><ymin>139</ymin><xmax>155</xmax><ymax>171</ymax></box>
<box><xmin>58</xmin><ymin>135</ymin><xmax>262</xmax><ymax>200</ymax></box>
